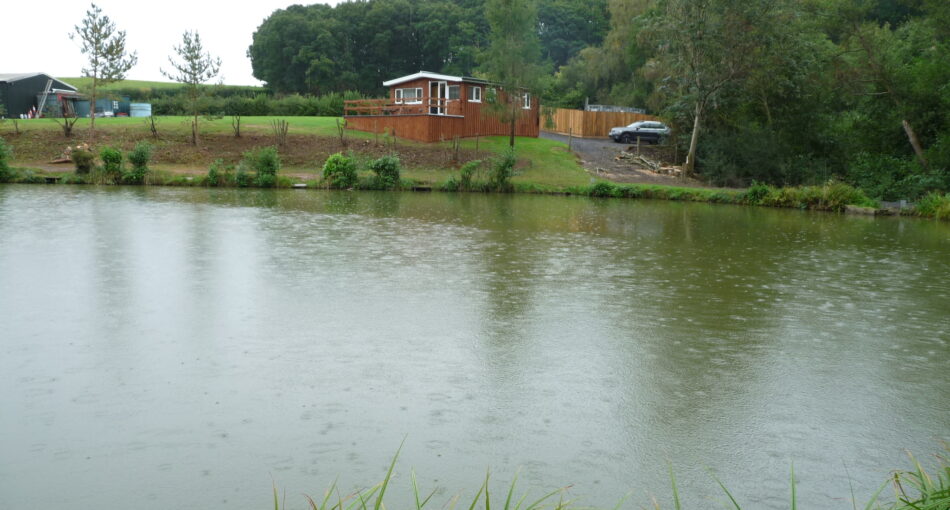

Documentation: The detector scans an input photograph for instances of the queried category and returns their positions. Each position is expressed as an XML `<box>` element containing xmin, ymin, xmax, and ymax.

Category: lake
<box><xmin>1</xmin><ymin>185</ymin><xmax>947</xmax><ymax>510</ymax></box>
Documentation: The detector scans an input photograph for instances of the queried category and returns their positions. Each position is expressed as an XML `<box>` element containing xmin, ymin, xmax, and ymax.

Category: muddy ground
<box><xmin>3</xmin><ymin>130</ymin><xmax>480</xmax><ymax>175</ymax></box>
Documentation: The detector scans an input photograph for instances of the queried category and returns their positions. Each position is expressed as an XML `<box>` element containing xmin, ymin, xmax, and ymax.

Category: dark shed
<box><xmin>0</xmin><ymin>73</ymin><xmax>79</xmax><ymax>117</ymax></box>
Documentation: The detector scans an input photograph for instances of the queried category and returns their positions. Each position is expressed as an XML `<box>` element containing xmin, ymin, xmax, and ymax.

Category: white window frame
<box><xmin>468</xmin><ymin>86</ymin><xmax>482</xmax><ymax>102</ymax></box>
<box><xmin>394</xmin><ymin>87</ymin><xmax>423</xmax><ymax>105</ymax></box>
<box><xmin>522</xmin><ymin>92</ymin><xmax>531</xmax><ymax>109</ymax></box>
<box><xmin>447</xmin><ymin>84</ymin><xmax>460</xmax><ymax>100</ymax></box>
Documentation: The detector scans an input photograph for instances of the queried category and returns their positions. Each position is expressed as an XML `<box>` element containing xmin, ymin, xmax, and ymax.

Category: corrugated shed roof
<box><xmin>0</xmin><ymin>73</ymin><xmax>78</xmax><ymax>91</ymax></box>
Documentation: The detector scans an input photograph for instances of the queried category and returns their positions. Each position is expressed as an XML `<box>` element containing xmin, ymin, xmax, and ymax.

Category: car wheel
<box><xmin>620</xmin><ymin>133</ymin><xmax>632</xmax><ymax>144</ymax></box>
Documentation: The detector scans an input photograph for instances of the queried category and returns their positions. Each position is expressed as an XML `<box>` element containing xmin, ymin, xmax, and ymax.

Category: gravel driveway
<box><xmin>540</xmin><ymin>131</ymin><xmax>707</xmax><ymax>187</ymax></box>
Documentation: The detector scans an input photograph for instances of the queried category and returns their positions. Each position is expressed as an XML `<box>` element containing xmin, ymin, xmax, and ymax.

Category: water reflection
<box><xmin>0</xmin><ymin>186</ymin><xmax>947</xmax><ymax>510</ymax></box>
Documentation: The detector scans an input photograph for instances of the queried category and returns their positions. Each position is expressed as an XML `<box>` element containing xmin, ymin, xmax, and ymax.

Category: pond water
<box><xmin>0</xmin><ymin>185</ymin><xmax>948</xmax><ymax>510</ymax></box>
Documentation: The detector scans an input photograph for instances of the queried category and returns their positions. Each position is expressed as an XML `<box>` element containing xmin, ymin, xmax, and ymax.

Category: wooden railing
<box><xmin>344</xmin><ymin>98</ymin><xmax>463</xmax><ymax>117</ymax></box>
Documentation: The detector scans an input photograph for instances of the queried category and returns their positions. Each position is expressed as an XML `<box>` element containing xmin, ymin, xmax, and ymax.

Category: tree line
<box><xmin>248</xmin><ymin>0</ymin><xmax>949</xmax><ymax>198</ymax></box>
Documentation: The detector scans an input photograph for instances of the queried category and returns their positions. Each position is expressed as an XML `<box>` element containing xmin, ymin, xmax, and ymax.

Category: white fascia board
<box><xmin>383</xmin><ymin>71</ymin><xmax>463</xmax><ymax>87</ymax></box>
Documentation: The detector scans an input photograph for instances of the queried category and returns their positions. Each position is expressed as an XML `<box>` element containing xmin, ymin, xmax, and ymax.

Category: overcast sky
<box><xmin>3</xmin><ymin>0</ymin><xmax>340</xmax><ymax>86</ymax></box>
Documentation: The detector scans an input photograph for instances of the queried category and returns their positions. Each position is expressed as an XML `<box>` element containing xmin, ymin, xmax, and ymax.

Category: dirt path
<box><xmin>540</xmin><ymin>131</ymin><xmax>709</xmax><ymax>187</ymax></box>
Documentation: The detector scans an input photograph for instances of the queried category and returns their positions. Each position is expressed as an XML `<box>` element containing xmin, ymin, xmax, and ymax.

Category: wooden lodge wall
<box><xmin>345</xmin><ymin>77</ymin><xmax>540</xmax><ymax>143</ymax></box>
<box><xmin>346</xmin><ymin>103</ymin><xmax>539</xmax><ymax>143</ymax></box>
<box><xmin>541</xmin><ymin>108</ymin><xmax>661</xmax><ymax>138</ymax></box>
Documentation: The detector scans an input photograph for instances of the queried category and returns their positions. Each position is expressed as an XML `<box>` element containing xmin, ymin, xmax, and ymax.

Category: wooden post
<box><xmin>374</xmin><ymin>119</ymin><xmax>378</xmax><ymax>146</ymax></box>
<box><xmin>568</xmin><ymin>127</ymin><xmax>573</xmax><ymax>151</ymax></box>
<box><xmin>475</xmin><ymin>132</ymin><xmax>480</xmax><ymax>159</ymax></box>
<box><xmin>636</xmin><ymin>136</ymin><xmax>640</xmax><ymax>156</ymax></box>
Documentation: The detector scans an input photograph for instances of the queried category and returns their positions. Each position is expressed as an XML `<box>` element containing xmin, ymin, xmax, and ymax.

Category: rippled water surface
<box><xmin>1</xmin><ymin>186</ymin><xmax>948</xmax><ymax>510</ymax></box>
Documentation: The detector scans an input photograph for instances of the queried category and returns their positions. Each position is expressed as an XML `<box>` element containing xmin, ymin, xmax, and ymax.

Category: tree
<box><xmin>480</xmin><ymin>0</ymin><xmax>546</xmax><ymax>147</ymax></box>
<box><xmin>162</xmin><ymin>31</ymin><xmax>221</xmax><ymax>145</ymax></box>
<box><xmin>70</xmin><ymin>3</ymin><xmax>137</xmax><ymax>136</ymax></box>
<box><xmin>646</xmin><ymin>0</ymin><xmax>776</xmax><ymax>177</ymax></box>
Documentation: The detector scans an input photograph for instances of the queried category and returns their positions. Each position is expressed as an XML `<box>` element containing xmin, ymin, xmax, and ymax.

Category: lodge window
<box><xmin>523</xmin><ymin>92</ymin><xmax>531</xmax><ymax>109</ymax></box>
<box><xmin>447</xmin><ymin>85</ymin><xmax>460</xmax><ymax>100</ymax></box>
<box><xmin>468</xmin><ymin>86</ymin><xmax>481</xmax><ymax>102</ymax></box>
<box><xmin>395</xmin><ymin>87</ymin><xmax>422</xmax><ymax>104</ymax></box>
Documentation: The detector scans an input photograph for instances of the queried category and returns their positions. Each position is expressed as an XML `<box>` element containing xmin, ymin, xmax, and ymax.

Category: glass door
<box><xmin>429</xmin><ymin>81</ymin><xmax>446</xmax><ymax>115</ymax></box>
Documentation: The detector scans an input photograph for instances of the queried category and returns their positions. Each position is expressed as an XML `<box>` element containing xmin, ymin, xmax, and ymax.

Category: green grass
<box><xmin>59</xmin><ymin>77</ymin><xmax>264</xmax><ymax>93</ymax></box>
<box><xmin>0</xmin><ymin>115</ymin><xmax>346</xmax><ymax>137</ymax></box>
<box><xmin>269</xmin><ymin>447</ymin><xmax>949</xmax><ymax>510</ymax></box>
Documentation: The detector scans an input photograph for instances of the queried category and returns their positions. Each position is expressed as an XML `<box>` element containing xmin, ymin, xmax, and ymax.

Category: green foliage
<box><xmin>459</xmin><ymin>159</ymin><xmax>482</xmax><ymax>190</ymax></box>
<box><xmin>914</xmin><ymin>192</ymin><xmax>950</xmax><ymax>220</ymax></box>
<box><xmin>0</xmin><ymin>138</ymin><xmax>13</xmax><ymax>182</ymax></box>
<box><xmin>242</xmin><ymin>146</ymin><xmax>280</xmax><ymax>187</ymax></box>
<box><xmin>234</xmin><ymin>167</ymin><xmax>251</xmax><ymax>187</ymax></box>
<box><xmin>369</xmin><ymin>155</ymin><xmax>401</xmax><ymax>189</ymax></box>
<box><xmin>123</xmin><ymin>141</ymin><xmax>151</xmax><ymax>184</ymax></box>
<box><xmin>489</xmin><ymin>148</ymin><xmax>517</xmax><ymax>191</ymax></box>
<box><xmin>206</xmin><ymin>158</ymin><xmax>226</xmax><ymax>186</ymax></box>
<box><xmin>99</xmin><ymin>146</ymin><xmax>123</xmax><ymax>180</ymax></box>
<box><xmin>322</xmin><ymin>152</ymin><xmax>357</xmax><ymax>189</ymax></box>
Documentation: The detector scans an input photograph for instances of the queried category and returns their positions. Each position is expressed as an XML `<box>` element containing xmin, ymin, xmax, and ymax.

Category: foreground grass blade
<box><xmin>669</xmin><ymin>463</ymin><xmax>681</xmax><ymax>510</ymax></box>
<box><xmin>705</xmin><ymin>469</ymin><xmax>741</xmax><ymax>510</ymax></box>
<box><xmin>790</xmin><ymin>463</ymin><xmax>797</xmax><ymax>510</ymax></box>
<box><xmin>375</xmin><ymin>439</ymin><xmax>405</xmax><ymax>510</ymax></box>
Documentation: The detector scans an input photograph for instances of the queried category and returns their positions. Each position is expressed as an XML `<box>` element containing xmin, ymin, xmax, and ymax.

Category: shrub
<box><xmin>242</xmin><ymin>146</ymin><xmax>280</xmax><ymax>188</ymax></box>
<box><xmin>100</xmin><ymin>146</ymin><xmax>123</xmax><ymax>181</ymax></box>
<box><xmin>235</xmin><ymin>166</ymin><xmax>251</xmax><ymax>187</ymax></box>
<box><xmin>323</xmin><ymin>152</ymin><xmax>357</xmax><ymax>189</ymax></box>
<box><xmin>459</xmin><ymin>159</ymin><xmax>481</xmax><ymax>190</ymax></box>
<box><xmin>369</xmin><ymin>155</ymin><xmax>401</xmax><ymax>189</ymax></box>
<box><xmin>914</xmin><ymin>192</ymin><xmax>950</xmax><ymax>220</ymax></box>
<box><xmin>740</xmin><ymin>182</ymin><xmax>772</xmax><ymax>205</ymax></box>
<box><xmin>0</xmin><ymin>138</ymin><xmax>13</xmax><ymax>182</ymax></box>
<box><xmin>589</xmin><ymin>181</ymin><xmax>618</xmax><ymax>197</ymax></box>
<box><xmin>124</xmin><ymin>142</ymin><xmax>152</xmax><ymax>184</ymax></box>
<box><xmin>207</xmin><ymin>159</ymin><xmax>226</xmax><ymax>187</ymax></box>
<box><xmin>72</xmin><ymin>149</ymin><xmax>96</xmax><ymax>174</ymax></box>
<box><xmin>489</xmin><ymin>148</ymin><xmax>517</xmax><ymax>191</ymax></box>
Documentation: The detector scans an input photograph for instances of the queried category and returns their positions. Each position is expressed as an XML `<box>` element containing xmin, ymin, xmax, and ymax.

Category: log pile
<box><xmin>614</xmin><ymin>148</ymin><xmax>682</xmax><ymax>176</ymax></box>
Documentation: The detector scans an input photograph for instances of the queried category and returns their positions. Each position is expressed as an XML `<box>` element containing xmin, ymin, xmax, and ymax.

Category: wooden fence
<box><xmin>541</xmin><ymin>107</ymin><xmax>661</xmax><ymax>138</ymax></box>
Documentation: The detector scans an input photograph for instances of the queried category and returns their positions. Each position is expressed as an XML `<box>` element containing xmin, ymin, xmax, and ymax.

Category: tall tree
<box><xmin>646</xmin><ymin>0</ymin><xmax>776</xmax><ymax>177</ymax></box>
<box><xmin>161</xmin><ymin>31</ymin><xmax>221</xmax><ymax>145</ymax></box>
<box><xmin>70</xmin><ymin>3</ymin><xmax>138</xmax><ymax>136</ymax></box>
<box><xmin>480</xmin><ymin>0</ymin><xmax>546</xmax><ymax>147</ymax></box>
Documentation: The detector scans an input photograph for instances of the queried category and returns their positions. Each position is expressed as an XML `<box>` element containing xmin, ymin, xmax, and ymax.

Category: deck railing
<box><xmin>344</xmin><ymin>98</ymin><xmax>463</xmax><ymax>117</ymax></box>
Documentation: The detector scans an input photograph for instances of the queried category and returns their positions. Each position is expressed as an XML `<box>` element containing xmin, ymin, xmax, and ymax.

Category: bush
<box><xmin>100</xmin><ymin>146</ymin><xmax>123</xmax><ymax>181</ymax></box>
<box><xmin>369</xmin><ymin>155</ymin><xmax>401</xmax><ymax>189</ymax></box>
<box><xmin>242</xmin><ymin>146</ymin><xmax>280</xmax><ymax>188</ymax></box>
<box><xmin>489</xmin><ymin>148</ymin><xmax>517</xmax><ymax>191</ymax></box>
<box><xmin>124</xmin><ymin>142</ymin><xmax>152</xmax><ymax>184</ymax></box>
<box><xmin>72</xmin><ymin>149</ymin><xmax>96</xmax><ymax>174</ymax></box>
<box><xmin>207</xmin><ymin>159</ymin><xmax>226</xmax><ymax>187</ymax></box>
<box><xmin>235</xmin><ymin>166</ymin><xmax>251</xmax><ymax>187</ymax></box>
<box><xmin>323</xmin><ymin>152</ymin><xmax>357</xmax><ymax>189</ymax></box>
<box><xmin>0</xmin><ymin>138</ymin><xmax>13</xmax><ymax>182</ymax></box>
<box><xmin>459</xmin><ymin>159</ymin><xmax>481</xmax><ymax>190</ymax></box>
<box><xmin>589</xmin><ymin>181</ymin><xmax>619</xmax><ymax>197</ymax></box>
<box><xmin>914</xmin><ymin>192</ymin><xmax>950</xmax><ymax>220</ymax></box>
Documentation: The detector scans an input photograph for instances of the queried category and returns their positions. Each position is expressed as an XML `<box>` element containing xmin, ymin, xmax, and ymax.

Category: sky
<box><xmin>3</xmin><ymin>0</ymin><xmax>339</xmax><ymax>86</ymax></box>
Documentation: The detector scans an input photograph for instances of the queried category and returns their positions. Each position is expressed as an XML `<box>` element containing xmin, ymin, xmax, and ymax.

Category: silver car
<box><xmin>609</xmin><ymin>121</ymin><xmax>670</xmax><ymax>144</ymax></box>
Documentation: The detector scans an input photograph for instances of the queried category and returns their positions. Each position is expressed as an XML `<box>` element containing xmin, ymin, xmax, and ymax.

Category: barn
<box><xmin>343</xmin><ymin>71</ymin><xmax>539</xmax><ymax>143</ymax></box>
<box><xmin>0</xmin><ymin>73</ymin><xmax>81</xmax><ymax>118</ymax></box>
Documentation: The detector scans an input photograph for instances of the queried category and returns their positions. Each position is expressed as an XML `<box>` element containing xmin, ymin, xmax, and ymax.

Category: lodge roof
<box><xmin>382</xmin><ymin>71</ymin><xmax>489</xmax><ymax>87</ymax></box>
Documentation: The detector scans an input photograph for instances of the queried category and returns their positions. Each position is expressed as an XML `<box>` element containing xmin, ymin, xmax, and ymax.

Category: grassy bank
<box><xmin>2</xmin><ymin>117</ymin><xmax>947</xmax><ymax>219</ymax></box>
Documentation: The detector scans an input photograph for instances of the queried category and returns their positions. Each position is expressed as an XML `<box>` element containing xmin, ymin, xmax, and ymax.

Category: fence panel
<box><xmin>542</xmin><ymin>108</ymin><xmax>661</xmax><ymax>138</ymax></box>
